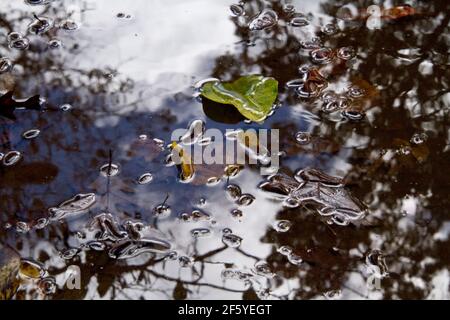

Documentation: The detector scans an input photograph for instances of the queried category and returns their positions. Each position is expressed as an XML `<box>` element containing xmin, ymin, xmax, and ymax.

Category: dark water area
<box><xmin>0</xmin><ymin>0</ymin><xmax>449</xmax><ymax>300</ymax></box>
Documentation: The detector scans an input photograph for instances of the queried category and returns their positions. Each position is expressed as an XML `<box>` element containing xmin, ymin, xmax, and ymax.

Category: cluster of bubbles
<box><xmin>260</xmin><ymin>169</ymin><xmax>367</xmax><ymax>226</ymax></box>
<box><xmin>277</xmin><ymin>245</ymin><xmax>303</xmax><ymax>266</ymax></box>
<box><xmin>60</xmin><ymin>213</ymin><xmax>173</xmax><ymax>261</ymax></box>
<box><xmin>4</xmin><ymin>216</ymin><xmax>49</xmax><ymax>234</ymax></box>
<box><xmin>234</xmin><ymin>3</ymin><xmax>313</xmax><ymax>31</ymax></box>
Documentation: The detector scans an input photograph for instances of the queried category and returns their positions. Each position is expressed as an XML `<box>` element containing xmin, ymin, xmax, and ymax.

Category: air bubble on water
<box><xmin>7</xmin><ymin>32</ymin><xmax>23</xmax><ymax>43</ymax></box>
<box><xmin>222</xmin><ymin>232</ymin><xmax>243</xmax><ymax>248</ymax></box>
<box><xmin>342</xmin><ymin>110</ymin><xmax>364</xmax><ymax>121</ymax></box>
<box><xmin>198</xmin><ymin>197</ymin><xmax>207</xmax><ymax>206</ymax></box>
<box><xmin>22</xmin><ymin>129</ymin><xmax>40</xmax><ymax>140</ymax></box>
<box><xmin>153</xmin><ymin>204</ymin><xmax>171</xmax><ymax>218</ymax></box>
<box><xmin>337</xmin><ymin>46</ymin><xmax>356</xmax><ymax>60</ymax></box>
<box><xmin>100</xmin><ymin>163</ymin><xmax>120</xmax><ymax>177</ymax></box>
<box><xmin>231</xmin><ymin>209</ymin><xmax>243</xmax><ymax>220</ymax></box>
<box><xmin>138</xmin><ymin>172</ymin><xmax>153</xmax><ymax>185</ymax></box>
<box><xmin>222</xmin><ymin>228</ymin><xmax>233</xmax><ymax>234</ymax></box>
<box><xmin>248</xmin><ymin>9</ymin><xmax>278</xmax><ymax>31</ymax></box>
<box><xmin>167</xmin><ymin>251</ymin><xmax>178</xmax><ymax>261</ymax></box>
<box><xmin>179</xmin><ymin>210</ymin><xmax>211</xmax><ymax>223</ymax></box>
<box><xmin>38</xmin><ymin>277</ymin><xmax>56</xmax><ymax>295</ymax></box>
<box><xmin>277</xmin><ymin>245</ymin><xmax>292</xmax><ymax>256</ymax></box>
<box><xmin>322</xmin><ymin>91</ymin><xmax>337</xmax><ymax>102</ymax></box>
<box><xmin>224</xmin><ymin>164</ymin><xmax>242</xmax><ymax>177</ymax></box>
<box><xmin>9</xmin><ymin>38</ymin><xmax>30</xmax><ymax>50</ymax></box>
<box><xmin>59</xmin><ymin>19</ymin><xmax>79</xmax><ymax>31</ymax></box>
<box><xmin>290</xmin><ymin>16</ymin><xmax>309</xmax><ymax>27</ymax></box>
<box><xmin>191</xmin><ymin>228</ymin><xmax>211</xmax><ymax>239</ymax></box>
<box><xmin>2</xmin><ymin>151</ymin><xmax>22</xmax><ymax>167</ymax></box>
<box><xmin>60</xmin><ymin>104</ymin><xmax>72</xmax><ymax>111</ymax></box>
<box><xmin>287</xmin><ymin>252</ymin><xmax>303</xmax><ymax>265</ymax></box>
<box><xmin>48</xmin><ymin>38</ymin><xmax>62</xmax><ymax>49</ymax></box>
<box><xmin>322</xmin><ymin>101</ymin><xmax>339</xmax><ymax>113</ymax></box>
<box><xmin>16</xmin><ymin>221</ymin><xmax>30</xmax><ymax>233</ymax></box>
<box><xmin>60</xmin><ymin>248</ymin><xmax>79</xmax><ymax>260</ymax></box>
<box><xmin>229</xmin><ymin>4</ymin><xmax>244</xmax><ymax>17</ymax></box>
<box><xmin>347</xmin><ymin>85</ymin><xmax>365</xmax><ymax>98</ymax></box>
<box><xmin>226</xmin><ymin>184</ymin><xmax>242</xmax><ymax>200</ymax></box>
<box><xmin>253</xmin><ymin>261</ymin><xmax>275</xmax><ymax>278</ymax></box>
<box><xmin>207</xmin><ymin>177</ymin><xmax>221</xmax><ymax>186</ymax></box>
<box><xmin>273</xmin><ymin>220</ymin><xmax>292</xmax><ymax>232</ymax></box>
<box><xmin>0</xmin><ymin>57</ymin><xmax>13</xmax><ymax>74</ymax></box>
<box><xmin>283</xmin><ymin>197</ymin><xmax>301</xmax><ymax>208</ymax></box>
<box><xmin>331</xmin><ymin>214</ymin><xmax>350</xmax><ymax>226</ymax></box>
<box><xmin>410</xmin><ymin>133</ymin><xmax>427</xmax><ymax>145</ymax></box>
<box><xmin>28</xmin><ymin>16</ymin><xmax>53</xmax><ymax>34</ymax></box>
<box><xmin>322</xmin><ymin>23</ymin><xmax>338</xmax><ymax>35</ymax></box>
<box><xmin>237</xmin><ymin>194</ymin><xmax>255</xmax><ymax>206</ymax></box>
<box><xmin>282</xmin><ymin>4</ymin><xmax>296</xmax><ymax>14</ymax></box>
<box><xmin>310</xmin><ymin>47</ymin><xmax>334</xmax><ymax>64</ymax></box>
<box><xmin>178</xmin><ymin>256</ymin><xmax>194</xmax><ymax>268</ymax></box>
<box><xmin>25</xmin><ymin>0</ymin><xmax>51</xmax><ymax>5</ymax></box>
<box><xmin>88</xmin><ymin>241</ymin><xmax>107</xmax><ymax>251</ymax></box>
<box><xmin>295</xmin><ymin>132</ymin><xmax>311</xmax><ymax>145</ymax></box>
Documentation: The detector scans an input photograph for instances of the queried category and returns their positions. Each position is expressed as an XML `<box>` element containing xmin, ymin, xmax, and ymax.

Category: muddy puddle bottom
<box><xmin>0</xmin><ymin>0</ymin><xmax>449</xmax><ymax>300</ymax></box>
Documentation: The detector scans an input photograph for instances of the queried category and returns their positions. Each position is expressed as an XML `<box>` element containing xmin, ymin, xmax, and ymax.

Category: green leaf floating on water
<box><xmin>200</xmin><ymin>75</ymin><xmax>278</xmax><ymax>122</ymax></box>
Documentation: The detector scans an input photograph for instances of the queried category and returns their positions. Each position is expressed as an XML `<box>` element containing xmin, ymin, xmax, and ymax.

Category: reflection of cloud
<box><xmin>79</xmin><ymin>0</ymin><xmax>238</xmax><ymax>84</ymax></box>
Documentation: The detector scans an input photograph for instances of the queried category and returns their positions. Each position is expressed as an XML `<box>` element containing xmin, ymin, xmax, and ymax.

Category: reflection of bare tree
<box><xmin>1</xmin><ymin>0</ymin><xmax>449</xmax><ymax>300</ymax></box>
<box><xmin>208</xmin><ymin>0</ymin><xmax>450</xmax><ymax>299</ymax></box>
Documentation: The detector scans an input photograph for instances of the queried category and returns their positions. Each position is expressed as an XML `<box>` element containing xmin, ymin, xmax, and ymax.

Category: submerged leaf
<box><xmin>200</xmin><ymin>75</ymin><xmax>278</xmax><ymax>122</ymax></box>
<box><xmin>170</xmin><ymin>142</ymin><xmax>195</xmax><ymax>181</ymax></box>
